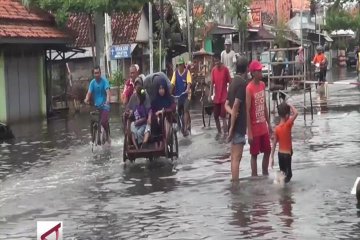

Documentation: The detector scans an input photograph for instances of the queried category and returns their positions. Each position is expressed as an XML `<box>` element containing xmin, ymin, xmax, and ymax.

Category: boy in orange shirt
<box><xmin>270</xmin><ymin>102</ymin><xmax>298</xmax><ymax>183</ymax></box>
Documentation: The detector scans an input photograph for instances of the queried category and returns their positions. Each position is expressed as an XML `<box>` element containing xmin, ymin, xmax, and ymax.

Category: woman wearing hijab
<box><xmin>151</xmin><ymin>78</ymin><xmax>176</xmax><ymax>147</ymax></box>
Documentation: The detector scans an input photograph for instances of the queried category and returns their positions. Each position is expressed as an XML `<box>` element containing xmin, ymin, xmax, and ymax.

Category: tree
<box><xmin>173</xmin><ymin>0</ymin><xmax>225</xmax><ymax>51</ymax></box>
<box><xmin>325</xmin><ymin>0</ymin><xmax>360</xmax><ymax>32</ymax></box>
<box><xmin>22</xmin><ymin>0</ymin><xmax>147</xmax><ymax>26</ymax></box>
<box><xmin>226</xmin><ymin>0</ymin><xmax>251</xmax><ymax>53</ymax></box>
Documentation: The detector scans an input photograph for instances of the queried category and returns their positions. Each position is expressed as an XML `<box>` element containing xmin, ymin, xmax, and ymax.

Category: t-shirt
<box><xmin>312</xmin><ymin>54</ymin><xmax>327</xmax><ymax>69</ymax></box>
<box><xmin>227</xmin><ymin>74</ymin><xmax>247</xmax><ymax>135</ymax></box>
<box><xmin>221</xmin><ymin>50</ymin><xmax>236</xmax><ymax>78</ymax></box>
<box><xmin>127</xmin><ymin>91</ymin><xmax>151</xmax><ymax>113</ymax></box>
<box><xmin>88</xmin><ymin>77</ymin><xmax>110</xmax><ymax>110</ymax></box>
<box><xmin>275</xmin><ymin>119</ymin><xmax>294</xmax><ymax>154</ymax></box>
<box><xmin>211</xmin><ymin>65</ymin><xmax>231</xmax><ymax>104</ymax></box>
<box><xmin>122</xmin><ymin>79</ymin><xmax>135</xmax><ymax>102</ymax></box>
<box><xmin>171</xmin><ymin>69</ymin><xmax>192</xmax><ymax>104</ymax></box>
<box><xmin>134</xmin><ymin>104</ymin><xmax>147</xmax><ymax>121</ymax></box>
<box><xmin>246</xmin><ymin>80</ymin><xmax>268</xmax><ymax>137</ymax></box>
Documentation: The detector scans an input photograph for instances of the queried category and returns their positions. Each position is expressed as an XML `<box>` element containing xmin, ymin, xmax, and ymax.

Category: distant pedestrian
<box><xmin>270</xmin><ymin>102</ymin><xmax>298</xmax><ymax>183</ymax></box>
<box><xmin>122</xmin><ymin>64</ymin><xmax>139</xmax><ymax>105</ymax></box>
<box><xmin>225</xmin><ymin>56</ymin><xmax>249</xmax><ymax>181</ymax></box>
<box><xmin>246</xmin><ymin>60</ymin><xmax>272</xmax><ymax>176</ymax></box>
<box><xmin>210</xmin><ymin>54</ymin><xmax>231</xmax><ymax>140</ymax></box>
<box><xmin>221</xmin><ymin>39</ymin><xmax>236</xmax><ymax>79</ymax></box>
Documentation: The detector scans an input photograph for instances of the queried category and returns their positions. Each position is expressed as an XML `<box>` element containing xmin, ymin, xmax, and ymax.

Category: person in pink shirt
<box><xmin>246</xmin><ymin>60</ymin><xmax>272</xmax><ymax>176</ymax></box>
<box><xmin>121</xmin><ymin>64</ymin><xmax>140</xmax><ymax>105</ymax></box>
<box><xmin>209</xmin><ymin>54</ymin><xmax>231</xmax><ymax>139</ymax></box>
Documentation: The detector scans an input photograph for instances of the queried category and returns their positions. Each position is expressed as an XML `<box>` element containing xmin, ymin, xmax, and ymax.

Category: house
<box><xmin>0</xmin><ymin>0</ymin><xmax>71</xmax><ymax>123</ymax></box>
<box><xmin>64</xmin><ymin>2</ymin><xmax>185</xmax><ymax>81</ymax></box>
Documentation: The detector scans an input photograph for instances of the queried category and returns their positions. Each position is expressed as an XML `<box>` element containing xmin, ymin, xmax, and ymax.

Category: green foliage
<box><xmin>274</xmin><ymin>20</ymin><xmax>289</xmax><ymax>48</ymax></box>
<box><xmin>325</xmin><ymin>0</ymin><xmax>360</xmax><ymax>32</ymax></box>
<box><xmin>109</xmin><ymin>70</ymin><xmax>124</xmax><ymax>87</ymax></box>
<box><xmin>226</xmin><ymin>0</ymin><xmax>252</xmax><ymax>52</ymax></box>
<box><xmin>173</xmin><ymin>0</ymin><xmax>225</xmax><ymax>41</ymax></box>
<box><xmin>22</xmin><ymin>0</ymin><xmax>148</xmax><ymax>26</ymax></box>
<box><xmin>153</xmin><ymin>45</ymin><xmax>167</xmax><ymax>71</ymax></box>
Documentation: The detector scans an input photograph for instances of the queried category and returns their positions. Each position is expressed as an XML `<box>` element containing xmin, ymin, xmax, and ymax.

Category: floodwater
<box><xmin>1</xmin><ymin>69</ymin><xmax>360</xmax><ymax>239</ymax></box>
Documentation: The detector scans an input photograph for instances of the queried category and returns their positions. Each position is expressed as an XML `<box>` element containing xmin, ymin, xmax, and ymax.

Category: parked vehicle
<box><xmin>346</xmin><ymin>51</ymin><xmax>357</xmax><ymax>67</ymax></box>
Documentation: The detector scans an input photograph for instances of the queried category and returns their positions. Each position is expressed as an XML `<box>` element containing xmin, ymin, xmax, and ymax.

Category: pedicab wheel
<box><xmin>123</xmin><ymin>132</ymin><xmax>128</xmax><ymax>162</ymax></box>
<box><xmin>174</xmin><ymin>130</ymin><xmax>179</xmax><ymax>158</ymax></box>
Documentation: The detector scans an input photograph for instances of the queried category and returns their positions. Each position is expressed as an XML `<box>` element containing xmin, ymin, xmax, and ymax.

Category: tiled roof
<box><xmin>0</xmin><ymin>0</ymin><xmax>70</xmax><ymax>41</ymax></box>
<box><xmin>155</xmin><ymin>2</ymin><xmax>172</xmax><ymax>19</ymax></box>
<box><xmin>111</xmin><ymin>11</ymin><xmax>142</xmax><ymax>45</ymax></box>
<box><xmin>67</xmin><ymin>10</ymin><xmax>143</xmax><ymax>47</ymax></box>
<box><xmin>292</xmin><ymin>0</ymin><xmax>310</xmax><ymax>11</ymax></box>
<box><xmin>67</xmin><ymin>13</ymin><xmax>92</xmax><ymax>47</ymax></box>
<box><xmin>251</xmin><ymin>0</ymin><xmax>292</xmax><ymax>25</ymax></box>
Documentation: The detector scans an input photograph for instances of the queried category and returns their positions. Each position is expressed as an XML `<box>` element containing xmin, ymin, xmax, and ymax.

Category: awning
<box><xmin>209</xmin><ymin>24</ymin><xmax>238</xmax><ymax>35</ymax></box>
<box><xmin>307</xmin><ymin>32</ymin><xmax>333</xmax><ymax>44</ymax></box>
<box><xmin>46</xmin><ymin>46</ymin><xmax>86</xmax><ymax>61</ymax></box>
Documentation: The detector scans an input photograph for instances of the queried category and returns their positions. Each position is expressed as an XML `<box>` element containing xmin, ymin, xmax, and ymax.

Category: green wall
<box><xmin>0</xmin><ymin>51</ymin><xmax>7</xmax><ymax>122</ymax></box>
<box><xmin>38</xmin><ymin>54</ymin><xmax>46</xmax><ymax>116</ymax></box>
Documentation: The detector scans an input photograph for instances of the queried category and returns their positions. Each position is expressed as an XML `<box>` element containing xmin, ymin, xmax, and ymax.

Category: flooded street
<box><xmin>1</xmin><ymin>69</ymin><xmax>360</xmax><ymax>239</ymax></box>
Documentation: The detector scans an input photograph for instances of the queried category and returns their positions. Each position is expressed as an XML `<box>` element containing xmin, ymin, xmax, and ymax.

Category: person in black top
<box><xmin>225</xmin><ymin>55</ymin><xmax>249</xmax><ymax>182</ymax></box>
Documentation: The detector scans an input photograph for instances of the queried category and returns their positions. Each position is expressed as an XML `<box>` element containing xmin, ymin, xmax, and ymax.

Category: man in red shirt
<box><xmin>246</xmin><ymin>60</ymin><xmax>272</xmax><ymax>176</ymax></box>
<box><xmin>121</xmin><ymin>64</ymin><xmax>140</xmax><ymax>105</ymax></box>
<box><xmin>210</xmin><ymin>54</ymin><xmax>231</xmax><ymax>139</ymax></box>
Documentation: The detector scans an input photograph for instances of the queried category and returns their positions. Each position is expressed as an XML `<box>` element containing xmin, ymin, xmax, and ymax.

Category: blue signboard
<box><xmin>110</xmin><ymin>44</ymin><xmax>131</xmax><ymax>60</ymax></box>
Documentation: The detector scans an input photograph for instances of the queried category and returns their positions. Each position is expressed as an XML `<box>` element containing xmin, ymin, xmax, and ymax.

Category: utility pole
<box><xmin>149</xmin><ymin>2</ymin><xmax>154</xmax><ymax>74</ymax></box>
<box><xmin>318</xmin><ymin>3</ymin><xmax>321</xmax><ymax>45</ymax></box>
<box><xmin>186</xmin><ymin>0</ymin><xmax>192</xmax><ymax>60</ymax></box>
<box><xmin>160</xmin><ymin>0</ymin><xmax>166</xmax><ymax>71</ymax></box>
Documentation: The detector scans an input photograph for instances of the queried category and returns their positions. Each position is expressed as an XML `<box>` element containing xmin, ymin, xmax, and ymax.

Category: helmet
<box><xmin>248</xmin><ymin>60</ymin><xmax>262</xmax><ymax>72</ymax></box>
<box><xmin>177</xmin><ymin>57</ymin><xmax>185</xmax><ymax>65</ymax></box>
<box><xmin>316</xmin><ymin>45</ymin><xmax>323</xmax><ymax>52</ymax></box>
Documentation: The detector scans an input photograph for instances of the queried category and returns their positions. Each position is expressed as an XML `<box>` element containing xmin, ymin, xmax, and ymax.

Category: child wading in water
<box><xmin>270</xmin><ymin>102</ymin><xmax>298</xmax><ymax>183</ymax></box>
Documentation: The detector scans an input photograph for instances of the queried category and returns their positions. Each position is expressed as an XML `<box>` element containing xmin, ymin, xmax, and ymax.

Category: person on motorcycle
<box><xmin>171</xmin><ymin>57</ymin><xmax>192</xmax><ymax>137</ymax></box>
<box><xmin>84</xmin><ymin>66</ymin><xmax>111</xmax><ymax>143</ymax></box>
<box><xmin>312</xmin><ymin>46</ymin><xmax>328</xmax><ymax>84</ymax></box>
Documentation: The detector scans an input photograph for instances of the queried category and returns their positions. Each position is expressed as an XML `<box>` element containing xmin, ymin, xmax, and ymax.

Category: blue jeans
<box><xmin>232</xmin><ymin>132</ymin><xmax>246</xmax><ymax>145</ymax></box>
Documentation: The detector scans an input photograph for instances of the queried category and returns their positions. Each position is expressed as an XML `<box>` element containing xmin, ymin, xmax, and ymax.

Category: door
<box><xmin>5</xmin><ymin>49</ymin><xmax>40</xmax><ymax>122</ymax></box>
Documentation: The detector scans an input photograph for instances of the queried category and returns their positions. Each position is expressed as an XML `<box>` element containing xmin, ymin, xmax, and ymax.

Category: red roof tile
<box><xmin>67</xmin><ymin>13</ymin><xmax>92</xmax><ymax>47</ymax></box>
<box><xmin>155</xmin><ymin>2</ymin><xmax>172</xmax><ymax>19</ymax></box>
<box><xmin>0</xmin><ymin>0</ymin><xmax>70</xmax><ymax>41</ymax></box>
<box><xmin>67</xmin><ymin>10</ymin><xmax>143</xmax><ymax>47</ymax></box>
<box><xmin>111</xmin><ymin>11</ymin><xmax>142</xmax><ymax>45</ymax></box>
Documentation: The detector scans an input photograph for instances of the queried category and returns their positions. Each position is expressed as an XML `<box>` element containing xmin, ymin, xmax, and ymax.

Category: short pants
<box><xmin>213</xmin><ymin>103</ymin><xmax>226</xmax><ymax>119</ymax></box>
<box><xmin>130</xmin><ymin>123</ymin><xmax>150</xmax><ymax>144</ymax></box>
<box><xmin>278</xmin><ymin>152</ymin><xmax>293</xmax><ymax>183</ymax></box>
<box><xmin>250</xmin><ymin>132</ymin><xmax>271</xmax><ymax>156</ymax></box>
<box><xmin>232</xmin><ymin>132</ymin><xmax>246</xmax><ymax>145</ymax></box>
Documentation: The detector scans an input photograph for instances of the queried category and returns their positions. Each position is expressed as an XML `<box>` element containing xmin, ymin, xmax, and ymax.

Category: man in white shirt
<box><xmin>221</xmin><ymin>39</ymin><xmax>237</xmax><ymax>79</ymax></box>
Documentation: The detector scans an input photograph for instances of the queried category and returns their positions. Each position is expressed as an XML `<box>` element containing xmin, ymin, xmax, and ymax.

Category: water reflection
<box><xmin>278</xmin><ymin>187</ymin><xmax>294</xmax><ymax>229</ymax></box>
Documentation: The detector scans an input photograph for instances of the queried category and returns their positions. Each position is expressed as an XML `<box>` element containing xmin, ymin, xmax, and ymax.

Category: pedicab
<box><xmin>192</xmin><ymin>48</ymin><xmax>215</xmax><ymax>127</ymax></box>
<box><xmin>122</xmin><ymin>72</ymin><xmax>179</xmax><ymax>162</ymax></box>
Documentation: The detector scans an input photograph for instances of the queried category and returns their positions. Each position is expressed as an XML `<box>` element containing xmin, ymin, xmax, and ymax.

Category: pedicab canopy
<box><xmin>143</xmin><ymin>72</ymin><xmax>172</xmax><ymax>103</ymax></box>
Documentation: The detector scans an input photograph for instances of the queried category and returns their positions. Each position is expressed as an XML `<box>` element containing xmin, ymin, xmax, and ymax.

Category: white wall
<box><xmin>136</xmin><ymin>11</ymin><xmax>149</xmax><ymax>42</ymax></box>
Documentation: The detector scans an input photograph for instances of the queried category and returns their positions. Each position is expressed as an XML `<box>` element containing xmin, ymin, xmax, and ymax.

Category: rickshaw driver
<box><xmin>171</xmin><ymin>57</ymin><xmax>192</xmax><ymax>137</ymax></box>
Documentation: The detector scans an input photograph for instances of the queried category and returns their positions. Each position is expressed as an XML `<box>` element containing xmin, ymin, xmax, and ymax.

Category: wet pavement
<box><xmin>1</xmin><ymin>68</ymin><xmax>360</xmax><ymax>239</ymax></box>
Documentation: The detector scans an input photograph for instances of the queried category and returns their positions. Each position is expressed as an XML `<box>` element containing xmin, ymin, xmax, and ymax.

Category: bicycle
<box><xmin>172</xmin><ymin>92</ymin><xmax>190</xmax><ymax>136</ymax></box>
<box><xmin>90</xmin><ymin>105</ymin><xmax>110</xmax><ymax>152</ymax></box>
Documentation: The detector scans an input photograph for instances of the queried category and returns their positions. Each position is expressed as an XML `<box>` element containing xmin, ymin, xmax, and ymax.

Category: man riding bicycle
<box><xmin>84</xmin><ymin>66</ymin><xmax>111</xmax><ymax>143</ymax></box>
<box><xmin>171</xmin><ymin>57</ymin><xmax>192</xmax><ymax>137</ymax></box>
<box><xmin>312</xmin><ymin>45</ymin><xmax>328</xmax><ymax>83</ymax></box>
